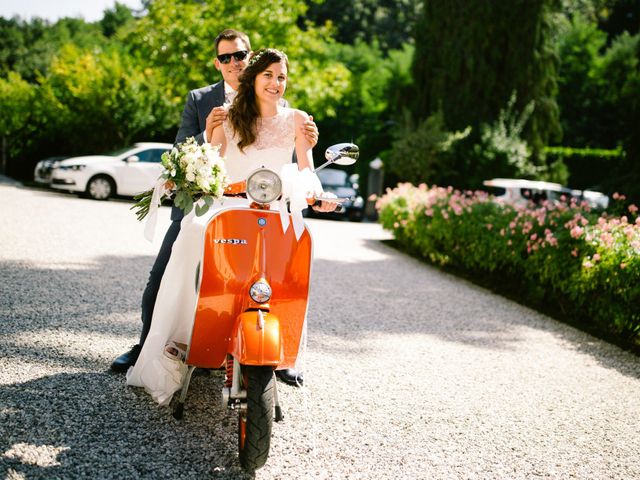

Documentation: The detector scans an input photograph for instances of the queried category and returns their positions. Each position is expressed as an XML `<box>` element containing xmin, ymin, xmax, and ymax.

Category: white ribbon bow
<box><xmin>279</xmin><ymin>165</ymin><xmax>322</xmax><ymax>240</ymax></box>
<box><xmin>144</xmin><ymin>179</ymin><xmax>172</xmax><ymax>242</ymax></box>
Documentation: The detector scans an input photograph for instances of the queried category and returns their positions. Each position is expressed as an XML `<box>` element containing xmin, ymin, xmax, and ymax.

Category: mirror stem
<box><xmin>313</xmin><ymin>160</ymin><xmax>334</xmax><ymax>173</ymax></box>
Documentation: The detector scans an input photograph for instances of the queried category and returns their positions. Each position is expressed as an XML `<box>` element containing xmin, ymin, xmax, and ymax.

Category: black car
<box><xmin>307</xmin><ymin>168</ymin><xmax>364</xmax><ymax>221</ymax></box>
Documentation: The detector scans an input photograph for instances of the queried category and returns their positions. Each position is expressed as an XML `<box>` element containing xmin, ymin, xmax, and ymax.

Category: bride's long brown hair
<box><xmin>228</xmin><ymin>48</ymin><xmax>289</xmax><ymax>152</ymax></box>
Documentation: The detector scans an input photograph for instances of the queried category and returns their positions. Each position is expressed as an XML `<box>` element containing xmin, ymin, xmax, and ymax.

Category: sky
<box><xmin>0</xmin><ymin>0</ymin><xmax>143</xmax><ymax>23</ymax></box>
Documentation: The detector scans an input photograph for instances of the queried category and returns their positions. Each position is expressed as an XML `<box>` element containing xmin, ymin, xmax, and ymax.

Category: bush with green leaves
<box><xmin>386</xmin><ymin>110</ymin><xmax>471</xmax><ymax>187</ymax></box>
<box><xmin>0</xmin><ymin>71</ymin><xmax>35</xmax><ymax>173</ymax></box>
<box><xmin>377</xmin><ymin>182</ymin><xmax>640</xmax><ymax>346</ymax></box>
<box><xmin>471</xmin><ymin>94</ymin><xmax>569</xmax><ymax>185</ymax></box>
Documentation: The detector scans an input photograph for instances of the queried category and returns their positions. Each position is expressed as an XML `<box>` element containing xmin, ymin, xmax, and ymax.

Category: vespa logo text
<box><xmin>214</xmin><ymin>239</ymin><xmax>247</xmax><ymax>245</ymax></box>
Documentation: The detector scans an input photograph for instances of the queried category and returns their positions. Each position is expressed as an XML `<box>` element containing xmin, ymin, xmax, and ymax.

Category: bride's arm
<box><xmin>209</xmin><ymin>124</ymin><xmax>227</xmax><ymax>156</ymax></box>
<box><xmin>293</xmin><ymin>110</ymin><xmax>337</xmax><ymax>212</ymax></box>
<box><xmin>293</xmin><ymin>110</ymin><xmax>313</xmax><ymax>171</ymax></box>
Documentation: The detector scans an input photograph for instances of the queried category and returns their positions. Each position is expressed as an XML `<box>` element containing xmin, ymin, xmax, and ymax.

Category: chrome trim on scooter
<box><xmin>195</xmin><ymin>262</ymin><xmax>200</xmax><ymax>294</ymax></box>
<box><xmin>230</xmin><ymin>356</ymin><xmax>246</xmax><ymax>401</ymax></box>
<box><xmin>273</xmin><ymin>373</ymin><xmax>284</xmax><ymax>422</ymax></box>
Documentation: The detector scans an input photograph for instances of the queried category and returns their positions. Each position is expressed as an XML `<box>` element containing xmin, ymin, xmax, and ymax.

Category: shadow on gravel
<box><xmin>0</xmin><ymin>372</ymin><xmax>252</xmax><ymax>479</ymax></box>
<box><xmin>0</xmin><ymin>256</ymin><xmax>156</xmax><ymax>369</ymax></box>
<box><xmin>308</xmin><ymin>239</ymin><xmax>640</xmax><ymax>381</ymax></box>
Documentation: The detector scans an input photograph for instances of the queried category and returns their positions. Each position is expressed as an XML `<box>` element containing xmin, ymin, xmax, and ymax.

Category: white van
<box><xmin>483</xmin><ymin>178</ymin><xmax>609</xmax><ymax>210</ymax></box>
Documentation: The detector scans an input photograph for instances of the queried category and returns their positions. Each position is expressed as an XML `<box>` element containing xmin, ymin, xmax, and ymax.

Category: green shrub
<box><xmin>386</xmin><ymin>110</ymin><xmax>471</xmax><ymax>187</ymax></box>
<box><xmin>377</xmin><ymin>183</ymin><xmax>640</xmax><ymax>344</ymax></box>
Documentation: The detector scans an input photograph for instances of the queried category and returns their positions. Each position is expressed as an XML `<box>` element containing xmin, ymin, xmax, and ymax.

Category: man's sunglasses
<box><xmin>217</xmin><ymin>50</ymin><xmax>249</xmax><ymax>64</ymax></box>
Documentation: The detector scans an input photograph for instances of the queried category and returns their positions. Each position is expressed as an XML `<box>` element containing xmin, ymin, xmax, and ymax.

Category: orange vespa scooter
<box><xmin>172</xmin><ymin>143</ymin><xmax>359</xmax><ymax>472</ymax></box>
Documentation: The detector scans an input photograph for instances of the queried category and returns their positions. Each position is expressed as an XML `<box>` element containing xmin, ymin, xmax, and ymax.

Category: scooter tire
<box><xmin>238</xmin><ymin>365</ymin><xmax>274</xmax><ymax>472</ymax></box>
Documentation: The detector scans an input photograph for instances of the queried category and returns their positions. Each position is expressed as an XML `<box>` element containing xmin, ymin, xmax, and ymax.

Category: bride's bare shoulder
<box><xmin>289</xmin><ymin>108</ymin><xmax>310</xmax><ymax>124</ymax></box>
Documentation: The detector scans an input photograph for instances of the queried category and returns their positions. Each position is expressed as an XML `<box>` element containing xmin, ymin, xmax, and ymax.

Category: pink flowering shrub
<box><xmin>377</xmin><ymin>184</ymin><xmax>640</xmax><ymax>344</ymax></box>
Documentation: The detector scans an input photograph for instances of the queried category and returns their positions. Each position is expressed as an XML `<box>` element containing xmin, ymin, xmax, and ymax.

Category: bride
<box><xmin>126</xmin><ymin>48</ymin><xmax>336</xmax><ymax>405</ymax></box>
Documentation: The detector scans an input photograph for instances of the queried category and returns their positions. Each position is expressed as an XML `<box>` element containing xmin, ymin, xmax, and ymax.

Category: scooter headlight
<box><xmin>249</xmin><ymin>280</ymin><xmax>272</xmax><ymax>303</ymax></box>
<box><xmin>246</xmin><ymin>168</ymin><xmax>282</xmax><ymax>204</ymax></box>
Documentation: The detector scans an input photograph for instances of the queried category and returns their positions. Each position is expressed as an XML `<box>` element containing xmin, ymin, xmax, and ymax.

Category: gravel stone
<box><xmin>1</xmin><ymin>183</ymin><xmax>639</xmax><ymax>479</ymax></box>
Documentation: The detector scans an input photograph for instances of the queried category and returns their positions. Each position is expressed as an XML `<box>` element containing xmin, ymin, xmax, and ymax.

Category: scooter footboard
<box><xmin>229</xmin><ymin>310</ymin><xmax>283</xmax><ymax>366</ymax></box>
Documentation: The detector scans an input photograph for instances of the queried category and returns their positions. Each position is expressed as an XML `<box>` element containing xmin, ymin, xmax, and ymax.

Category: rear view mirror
<box><xmin>315</xmin><ymin>143</ymin><xmax>359</xmax><ymax>172</ymax></box>
<box><xmin>125</xmin><ymin>155</ymin><xmax>140</xmax><ymax>163</ymax></box>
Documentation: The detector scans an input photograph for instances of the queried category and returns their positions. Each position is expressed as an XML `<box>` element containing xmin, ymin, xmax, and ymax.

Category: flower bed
<box><xmin>376</xmin><ymin>183</ymin><xmax>640</xmax><ymax>347</ymax></box>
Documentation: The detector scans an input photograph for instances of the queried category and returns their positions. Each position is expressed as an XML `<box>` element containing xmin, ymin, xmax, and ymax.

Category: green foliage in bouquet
<box><xmin>377</xmin><ymin>183</ymin><xmax>640</xmax><ymax>347</ymax></box>
<box><xmin>132</xmin><ymin>137</ymin><xmax>229</xmax><ymax>220</ymax></box>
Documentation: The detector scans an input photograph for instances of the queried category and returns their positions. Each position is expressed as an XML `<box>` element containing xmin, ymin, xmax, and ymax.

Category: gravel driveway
<box><xmin>1</xmin><ymin>182</ymin><xmax>639</xmax><ymax>479</ymax></box>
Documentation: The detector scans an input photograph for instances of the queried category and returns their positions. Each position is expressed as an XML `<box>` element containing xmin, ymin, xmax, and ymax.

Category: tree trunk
<box><xmin>1</xmin><ymin>135</ymin><xmax>6</xmax><ymax>175</ymax></box>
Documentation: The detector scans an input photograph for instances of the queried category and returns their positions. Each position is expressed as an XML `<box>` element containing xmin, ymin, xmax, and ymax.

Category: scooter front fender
<box><xmin>229</xmin><ymin>310</ymin><xmax>282</xmax><ymax>366</ymax></box>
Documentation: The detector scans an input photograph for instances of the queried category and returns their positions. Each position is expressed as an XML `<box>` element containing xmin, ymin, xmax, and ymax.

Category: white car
<box><xmin>483</xmin><ymin>178</ymin><xmax>609</xmax><ymax>210</ymax></box>
<box><xmin>33</xmin><ymin>156</ymin><xmax>69</xmax><ymax>184</ymax></box>
<box><xmin>50</xmin><ymin>143</ymin><xmax>173</xmax><ymax>200</ymax></box>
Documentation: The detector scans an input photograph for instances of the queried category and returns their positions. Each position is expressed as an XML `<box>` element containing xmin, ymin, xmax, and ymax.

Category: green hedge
<box><xmin>544</xmin><ymin>146</ymin><xmax>625</xmax><ymax>190</ymax></box>
<box><xmin>377</xmin><ymin>183</ymin><xmax>640</xmax><ymax>347</ymax></box>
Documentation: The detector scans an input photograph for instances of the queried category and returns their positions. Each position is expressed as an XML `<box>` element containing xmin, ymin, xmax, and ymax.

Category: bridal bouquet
<box><xmin>132</xmin><ymin>137</ymin><xmax>229</xmax><ymax>220</ymax></box>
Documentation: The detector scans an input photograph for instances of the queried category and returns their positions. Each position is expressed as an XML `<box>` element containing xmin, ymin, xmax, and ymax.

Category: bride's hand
<box><xmin>312</xmin><ymin>191</ymin><xmax>338</xmax><ymax>212</ymax></box>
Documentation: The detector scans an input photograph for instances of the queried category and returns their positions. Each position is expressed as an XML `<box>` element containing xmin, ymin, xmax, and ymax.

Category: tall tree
<box><xmin>410</xmin><ymin>0</ymin><xmax>562</xmax><ymax>154</ymax></box>
<box><xmin>100</xmin><ymin>2</ymin><xmax>135</xmax><ymax>37</ymax></box>
<box><xmin>302</xmin><ymin>0</ymin><xmax>423</xmax><ymax>52</ymax></box>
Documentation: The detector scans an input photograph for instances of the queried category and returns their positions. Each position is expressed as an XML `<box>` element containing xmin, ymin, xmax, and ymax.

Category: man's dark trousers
<box><xmin>139</xmin><ymin>207</ymin><xmax>184</xmax><ymax>345</ymax></box>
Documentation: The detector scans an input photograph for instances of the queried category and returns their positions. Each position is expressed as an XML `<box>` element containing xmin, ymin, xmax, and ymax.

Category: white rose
<box><xmin>197</xmin><ymin>178</ymin><xmax>210</xmax><ymax>191</ymax></box>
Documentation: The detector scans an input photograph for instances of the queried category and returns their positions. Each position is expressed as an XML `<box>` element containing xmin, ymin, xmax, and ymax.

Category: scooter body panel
<box><xmin>186</xmin><ymin>207</ymin><xmax>311</xmax><ymax>369</ymax></box>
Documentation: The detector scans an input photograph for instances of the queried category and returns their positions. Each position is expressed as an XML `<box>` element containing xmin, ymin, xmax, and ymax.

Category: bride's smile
<box><xmin>255</xmin><ymin>60</ymin><xmax>288</xmax><ymax>110</ymax></box>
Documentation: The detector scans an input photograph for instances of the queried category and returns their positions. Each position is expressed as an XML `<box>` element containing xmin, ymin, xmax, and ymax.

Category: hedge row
<box><xmin>543</xmin><ymin>146</ymin><xmax>625</xmax><ymax>190</ymax></box>
<box><xmin>377</xmin><ymin>183</ymin><xmax>640</xmax><ymax>347</ymax></box>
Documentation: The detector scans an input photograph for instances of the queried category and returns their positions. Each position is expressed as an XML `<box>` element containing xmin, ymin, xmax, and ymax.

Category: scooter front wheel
<box><xmin>238</xmin><ymin>365</ymin><xmax>274</xmax><ymax>472</ymax></box>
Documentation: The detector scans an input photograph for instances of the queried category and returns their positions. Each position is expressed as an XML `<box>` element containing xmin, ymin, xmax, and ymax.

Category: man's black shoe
<box><xmin>275</xmin><ymin>368</ymin><xmax>304</xmax><ymax>387</ymax></box>
<box><xmin>110</xmin><ymin>344</ymin><xmax>142</xmax><ymax>373</ymax></box>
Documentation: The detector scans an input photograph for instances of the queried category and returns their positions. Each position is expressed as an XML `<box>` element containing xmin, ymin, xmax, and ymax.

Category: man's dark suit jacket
<box><xmin>174</xmin><ymin>81</ymin><xmax>226</xmax><ymax>146</ymax></box>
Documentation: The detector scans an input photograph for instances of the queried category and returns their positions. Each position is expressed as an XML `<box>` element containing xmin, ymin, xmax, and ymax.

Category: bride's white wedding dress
<box><xmin>126</xmin><ymin>107</ymin><xmax>313</xmax><ymax>405</ymax></box>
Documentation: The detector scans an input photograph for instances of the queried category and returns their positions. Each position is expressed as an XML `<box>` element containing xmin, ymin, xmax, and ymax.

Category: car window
<box><xmin>318</xmin><ymin>169</ymin><xmax>348</xmax><ymax>187</ymax></box>
<box><xmin>105</xmin><ymin>146</ymin><xmax>135</xmax><ymax>156</ymax></box>
<box><xmin>137</xmin><ymin>149</ymin><xmax>168</xmax><ymax>163</ymax></box>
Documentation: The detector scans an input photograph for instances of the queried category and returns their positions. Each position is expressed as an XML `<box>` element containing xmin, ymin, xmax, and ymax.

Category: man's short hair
<box><xmin>215</xmin><ymin>29</ymin><xmax>251</xmax><ymax>54</ymax></box>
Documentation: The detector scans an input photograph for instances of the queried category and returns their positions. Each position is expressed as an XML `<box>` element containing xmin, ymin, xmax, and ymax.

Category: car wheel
<box><xmin>86</xmin><ymin>175</ymin><xmax>115</xmax><ymax>200</ymax></box>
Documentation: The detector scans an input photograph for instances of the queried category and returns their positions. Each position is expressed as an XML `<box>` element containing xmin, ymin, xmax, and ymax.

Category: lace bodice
<box><xmin>222</xmin><ymin>107</ymin><xmax>296</xmax><ymax>183</ymax></box>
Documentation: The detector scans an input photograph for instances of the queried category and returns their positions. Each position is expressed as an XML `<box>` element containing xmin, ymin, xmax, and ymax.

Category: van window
<box><xmin>486</xmin><ymin>186</ymin><xmax>506</xmax><ymax>196</ymax></box>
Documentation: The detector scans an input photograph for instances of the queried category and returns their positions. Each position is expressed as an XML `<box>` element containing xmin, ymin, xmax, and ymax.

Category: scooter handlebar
<box><xmin>310</xmin><ymin>197</ymin><xmax>345</xmax><ymax>213</ymax></box>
